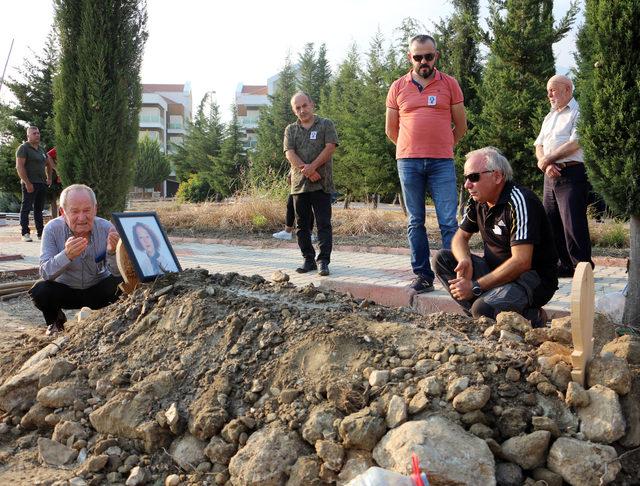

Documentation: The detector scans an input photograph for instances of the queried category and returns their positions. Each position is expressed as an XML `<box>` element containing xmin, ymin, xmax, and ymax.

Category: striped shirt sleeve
<box><xmin>509</xmin><ymin>187</ymin><xmax>539</xmax><ymax>245</ymax></box>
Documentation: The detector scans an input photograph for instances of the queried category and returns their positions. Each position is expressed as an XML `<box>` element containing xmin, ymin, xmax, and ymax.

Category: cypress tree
<box><xmin>209</xmin><ymin>104</ymin><xmax>246</xmax><ymax>196</ymax></box>
<box><xmin>476</xmin><ymin>0</ymin><xmax>577</xmax><ymax>189</ymax></box>
<box><xmin>53</xmin><ymin>0</ymin><xmax>147</xmax><ymax>216</ymax></box>
<box><xmin>576</xmin><ymin>0</ymin><xmax>640</xmax><ymax>325</ymax></box>
<box><xmin>134</xmin><ymin>137</ymin><xmax>170</xmax><ymax>189</ymax></box>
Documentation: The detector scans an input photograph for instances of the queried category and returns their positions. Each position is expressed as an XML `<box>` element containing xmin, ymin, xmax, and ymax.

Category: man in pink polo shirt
<box><xmin>386</xmin><ymin>34</ymin><xmax>467</xmax><ymax>293</ymax></box>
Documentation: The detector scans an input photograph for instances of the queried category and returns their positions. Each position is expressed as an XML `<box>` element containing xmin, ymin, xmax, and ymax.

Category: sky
<box><xmin>1</xmin><ymin>0</ymin><xmax>581</xmax><ymax>123</ymax></box>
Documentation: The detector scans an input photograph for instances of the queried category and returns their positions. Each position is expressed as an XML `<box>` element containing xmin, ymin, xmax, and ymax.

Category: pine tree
<box><xmin>134</xmin><ymin>137</ymin><xmax>171</xmax><ymax>189</ymax></box>
<box><xmin>315</xmin><ymin>44</ymin><xmax>332</xmax><ymax>106</ymax></box>
<box><xmin>576</xmin><ymin>0</ymin><xmax>640</xmax><ymax>325</ymax></box>
<box><xmin>252</xmin><ymin>57</ymin><xmax>298</xmax><ymax>184</ymax></box>
<box><xmin>477</xmin><ymin>0</ymin><xmax>577</xmax><ymax>189</ymax></box>
<box><xmin>172</xmin><ymin>92</ymin><xmax>224</xmax><ymax>182</ymax></box>
<box><xmin>53</xmin><ymin>0</ymin><xmax>147</xmax><ymax>217</ymax></box>
<box><xmin>208</xmin><ymin>104</ymin><xmax>246</xmax><ymax>197</ymax></box>
<box><xmin>297</xmin><ymin>43</ymin><xmax>317</xmax><ymax>101</ymax></box>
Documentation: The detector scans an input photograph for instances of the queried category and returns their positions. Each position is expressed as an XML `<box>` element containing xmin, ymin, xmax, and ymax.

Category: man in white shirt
<box><xmin>534</xmin><ymin>75</ymin><xmax>593</xmax><ymax>278</ymax></box>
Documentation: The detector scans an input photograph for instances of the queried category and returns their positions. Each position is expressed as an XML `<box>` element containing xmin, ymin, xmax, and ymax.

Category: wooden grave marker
<box><xmin>115</xmin><ymin>239</ymin><xmax>140</xmax><ymax>294</ymax></box>
<box><xmin>570</xmin><ymin>262</ymin><xmax>595</xmax><ymax>386</ymax></box>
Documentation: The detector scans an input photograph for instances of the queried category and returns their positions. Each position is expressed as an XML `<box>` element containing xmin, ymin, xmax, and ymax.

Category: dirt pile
<box><xmin>0</xmin><ymin>268</ymin><xmax>639</xmax><ymax>485</ymax></box>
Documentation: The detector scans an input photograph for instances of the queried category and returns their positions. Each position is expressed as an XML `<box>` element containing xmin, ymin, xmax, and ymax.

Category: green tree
<box><xmin>172</xmin><ymin>92</ymin><xmax>224</xmax><ymax>182</ymax></box>
<box><xmin>207</xmin><ymin>104</ymin><xmax>247</xmax><ymax>197</ymax></box>
<box><xmin>297</xmin><ymin>42</ymin><xmax>332</xmax><ymax>110</ymax></box>
<box><xmin>252</xmin><ymin>56</ymin><xmax>298</xmax><ymax>184</ymax></box>
<box><xmin>53</xmin><ymin>0</ymin><xmax>147</xmax><ymax>217</ymax></box>
<box><xmin>315</xmin><ymin>44</ymin><xmax>332</xmax><ymax>105</ymax></box>
<box><xmin>134</xmin><ymin>137</ymin><xmax>171</xmax><ymax>188</ymax></box>
<box><xmin>476</xmin><ymin>0</ymin><xmax>577</xmax><ymax>189</ymax></box>
<box><xmin>576</xmin><ymin>0</ymin><xmax>640</xmax><ymax>325</ymax></box>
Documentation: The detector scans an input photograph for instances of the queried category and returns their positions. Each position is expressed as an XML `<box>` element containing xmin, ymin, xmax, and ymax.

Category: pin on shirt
<box><xmin>427</xmin><ymin>95</ymin><xmax>437</xmax><ymax>106</ymax></box>
<box><xmin>310</xmin><ymin>131</ymin><xmax>317</xmax><ymax>140</ymax></box>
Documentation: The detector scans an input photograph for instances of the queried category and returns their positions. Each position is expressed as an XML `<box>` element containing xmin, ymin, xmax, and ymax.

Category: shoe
<box><xmin>45</xmin><ymin>321</ymin><xmax>65</xmax><ymax>336</ymax></box>
<box><xmin>557</xmin><ymin>265</ymin><xmax>574</xmax><ymax>278</ymax></box>
<box><xmin>296</xmin><ymin>259</ymin><xmax>317</xmax><ymax>273</ymax></box>
<box><xmin>37</xmin><ymin>234</ymin><xmax>42</xmax><ymax>240</ymax></box>
<box><xmin>409</xmin><ymin>276</ymin><xmax>434</xmax><ymax>294</ymax></box>
<box><xmin>318</xmin><ymin>261</ymin><xmax>330</xmax><ymax>276</ymax></box>
<box><xmin>527</xmin><ymin>308</ymin><xmax>548</xmax><ymax>329</ymax></box>
<box><xmin>311</xmin><ymin>234</ymin><xmax>318</xmax><ymax>243</ymax></box>
<box><xmin>21</xmin><ymin>233</ymin><xmax>32</xmax><ymax>242</ymax></box>
<box><xmin>272</xmin><ymin>230</ymin><xmax>293</xmax><ymax>241</ymax></box>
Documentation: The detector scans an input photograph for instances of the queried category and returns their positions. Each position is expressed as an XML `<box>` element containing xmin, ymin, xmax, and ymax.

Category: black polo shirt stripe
<box><xmin>510</xmin><ymin>187</ymin><xmax>528</xmax><ymax>240</ymax></box>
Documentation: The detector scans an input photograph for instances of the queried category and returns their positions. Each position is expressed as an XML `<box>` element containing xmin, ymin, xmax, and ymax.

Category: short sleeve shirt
<box><xmin>386</xmin><ymin>69</ymin><xmax>464</xmax><ymax>159</ymax></box>
<box><xmin>534</xmin><ymin>98</ymin><xmax>584</xmax><ymax>164</ymax></box>
<box><xmin>284</xmin><ymin>116</ymin><xmax>339</xmax><ymax>195</ymax></box>
<box><xmin>16</xmin><ymin>142</ymin><xmax>47</xmax><ymax>183</ymax></box>
<box><xmin>460</xmin><ymin>182</ymin><xmax>558</xmax><ymax>307</ymax></box>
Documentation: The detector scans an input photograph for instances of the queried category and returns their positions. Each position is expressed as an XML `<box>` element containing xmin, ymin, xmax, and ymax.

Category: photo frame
<box><xmin>111</xmin><ymin>212</ymin><xmax>182</xmax><ymax>282</ymax></box>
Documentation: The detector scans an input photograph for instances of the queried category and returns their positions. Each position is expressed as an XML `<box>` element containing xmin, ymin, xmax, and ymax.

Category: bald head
<box><xmin>290</xmin><ymin>91</ymin><xmax>315</xmax><ymax>124</ymax></box>
<box><xmin>547</xmin><ymin>75</ymin><xmax>573</xmax><ymax>111</ymax></box>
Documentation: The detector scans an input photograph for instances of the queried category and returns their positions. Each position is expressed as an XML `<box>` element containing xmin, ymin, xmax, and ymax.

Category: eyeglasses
<box><xmin>464</xmin><ymin>170</ymin><xmax>494</xmax><ymax>183</ymax></box>
<box><xmin>412</xmin><ymin>53</ymin><xmax>436</xmax><ymax>62</ymax></box>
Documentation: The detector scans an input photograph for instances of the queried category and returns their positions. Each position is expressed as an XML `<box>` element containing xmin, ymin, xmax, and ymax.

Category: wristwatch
<box><xmin>471</xmin><ymin>280</ymin><xmax>483</xmax><ymax>297</ymax></box>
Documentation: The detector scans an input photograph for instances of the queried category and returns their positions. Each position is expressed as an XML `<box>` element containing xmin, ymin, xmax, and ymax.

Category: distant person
<box><xmin>132</xmin><ymin>221</ymin><xmax>175</xmax><ymax>275</ymax></box>
<box><xmin>29</xmin><ymin>184</ymin><xmax>122</xmax><ymax>335</ymax></box>
<box><xmin>273</xmin><ymin>172</ymin><xmax>316</xmax><ymax>242</ymax></box>
<box><xmin>284</xmin><ymin>91</ymin><xmax>338</xmax><ymax>276</ymax></box>
<box><xmin>386</xmin><ymin>34</ymin><xmax>467</xmax><ymax>294</ymax></box>
<box><xmin>434</xmin><ymin>147</ymin><xmax>558</xmax><ymax>328</ymax></box>
<box><xmin>535</xmin><ymin>74</ymin><xmax>593</xmax><ymax>278</ymax></box>
<box><xmin>46</xmin><ymin>147</ymin><xmax>64</xmax><ymax>217</ymax></box>
<box><xmin>15</xmin><ymin>126</ymin><xmax>52</xmax><ymax>242</ymax></box>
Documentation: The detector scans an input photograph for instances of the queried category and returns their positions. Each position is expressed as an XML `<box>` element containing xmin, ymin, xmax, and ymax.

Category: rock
<box><xmin>279</xmin><ymin>388</ymin><xmax>301</xmax><ymax>405</ymax></box>
<box><xmin>414</xmin><ymin>359</ymin><xmax>438</xmax><ymax>374</ymax></box>
<box><xmin>0</xmin><ymin>358</ymin><xmax>52</xmax><ymax>412</ymax></box>
<box><xmin>78</xmin><ymin>454</ymin><xmax>109</xmax><ymax>474</ymax></box>
<box><xmin>52</xmin><ymin>420</ymin><xmax>88</xmax><ymax>443</ymax></box>
<box><xmin>37</xmin><ymin>437</ymin><xmax>78</xmax><ymax>466</ymax></box>
<box><xmin>446</xmin><ymin>376</ymin><xmax>469</xmax><ymax>400</ymax></box>
<box><xmin>531</xmin><ymin>416</ymin><xmax>560</xmax><ymax>438</ymax></box>
<box><xmin>536</xmin><ymin>394</ymin><xmax>579</xmax><ymax>435</ymax></box>
<box><xmin>169</xmin><ymin>433</ymin><xmax>207</xmax><ymax>471</ymax></box>
<box><xmin>386</xmin><ymin>395</ymin><xmax>407</xmax><ymax>428</ymax></box>
<box><xmin>221</xmin><ymin>418</ymin><xmax>247</xmax><ymax>444</ymax></box>
<box><xmin>620</xmin><ymin>374</ymin><xmax>640</xmax><ymax>447</ymax></box>
<box><xmin>452</xmin><ymin>385</ymin><xmax>491</xmax><ymax>413</ymax></box>
<box><xmin>548</xmin><ymin>327</ymin><xmax>572</xmax><ymax>345</ymax></box>
<box><xmin>302</xmin><ymin>405</ymin><xmax>340</xmax><ymax>445</ymax></box>
<box><xmin>165</xmin><ymin>474</ymin><xmax>180</xmax><ymax>486</ymax></box>
<box><xmin>587</xmin><ymin>354</ymin><xmax>632</xmax><ymax>395</ymax></box>
<box><xmin>76</xmin><ymin>306</ymin><xmax>93</xmax><ymax>321</ymax></box>
<box><xmin>271</xmin><ymin>270</ymin><xmax>289</xmax><ymax>283</ymax></box>
<box><xmin>602</xmin><ymin>335</ymin><xmax>640</xmax><ymax>364</ymax></box>
<box><xmin>496</xmin><ymin>311</ymin><xmax>532</xmax><ymax>334</ymax></box>
<box><xmin>550</xmin><ymin>362</ymin><xmax>572</xmax><ymax>391</ymax></box>
<box><xmin>373</xmin><ymin>417</ymin><xmax>495</xmax><ymax>485</ymax></box>
<box><xmin>204</xmin><ymin>436</ymin><xmax>236</xmax><ymax>465</ymax></box>
<box><xmin>337</xmin><ymin>450</ymin><xmax>374</xmax><ymax>484</ymax></box>
<box><xmin>547</xmin><ymin>437</ymin><xmax>620</xmax><ymax>485</ymax></box>
<box><xmin>408</xmin><ymin>392</ymin><xmax>429</xmax><ymax>414</ymax></box>
<box><xmin>125</xmin><ymin>466</ymin><xmax>147</xmax><ymax>486</ymax></box>
<box><xmin>469</xmin><ymin>423</ymin><xmax>494</xmax><ymax>439</ymax></box>
<box><xmin>39</xmin><ymin>359</ymin><xmax>77</xmax><ymax>388</ymax></box>
<box><xmin>418</xmin><ymin>376</ymin><xmax>442</xmax><ymax>397</ymax></box>
<box><xmin>20</xmin><ymin>402</ymin><xmax>53</xmax><ymax>430</ymax></box>
<box><xmin>368</xmin><ymin>370</ymin><xmax>390</xmax><ymax>387</ymax></box>
<box><xmin>525</xmin><ymin>328</ymin><xmax>551</xmax><ymax>346</ymax></box>
<box><xmin>532</xmin><ymin>468</ymin><xmax>563</xmax><ymax>486</ymax></box>
<box><xmin>538</xmin><ymin>341</ymin><xmax>571</xmax><ymax>357</ymax></box>
<box><xmin>338</xmin><ymin>408</ymin><xmax>386</xmax><ymax>451</ymax></box>
<box><xmin>505</xmin><ymin>367</ymin><xmax>521</xmax><ymax>382</ymax></box>
<box><xmin>497</xmin><ymin>407</ymin><xmax>529</xmax><ymax>439</ymax></box>
<box><xmin>286</xmin><ymin>455</ymin><xmax>321</xmax><ymax>485</ymax></box>
<box><xmin>566</xmin><ymin>381</ymin><xmax>590</xmax><ymax>408</ymax></box>
<box><xmin>495</xmin><ymin>462</ymin><xmax>523</xmax><ymax>486</ymax></box>
<box><xmin>68</xmin><ymin>478</ymin><xmax>88</xmax><ymax>486</ymax></box>
<box><xmin>228</xmin><ymin>423</ymin><xmax>311</xmax><ymax>485</ymax></box>
<box><xmin>315</xmin><ymin>440</ymin><xmax>344</xmax><ymax>472</ymax></box>
<box><xmin>537</xmin><ymin>381</ymin><xmax>558</xmax><ymax>396</ymax></box>
<box><xmin>499</xmin><ymin>330</ymin><xmax>523</xmax><ymax>343</ymax></box>
<box><xmin>36</xmin><ymin>382</ymin><xmax>78</xmax><ymax>408</ymax></box>
<box><xmin>501</xmin><ymin>430</ymin><xmax>551</xmax><ymax>469</ymax></box>
<box><xmin>551</xmin><ymin>315</ymin><xmax>571</xmax><ymax>332</ymax></box>
<box><xmin>578</xmin><ymin>385</ymin><xmax>625</xmax><ymax>443</ymax></box>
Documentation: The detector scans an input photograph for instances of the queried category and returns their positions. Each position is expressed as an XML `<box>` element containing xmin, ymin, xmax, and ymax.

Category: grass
<box><xmin>590</xmin><ymin>220</ymin><xmax>630</xmax><ymax>248</ymax></box>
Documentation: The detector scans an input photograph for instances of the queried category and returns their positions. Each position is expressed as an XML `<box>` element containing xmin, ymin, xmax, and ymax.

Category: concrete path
<box><xmin>0</xmin><ymin>222</ymin><xmax>628</xmax><ymax>318</ymax></box>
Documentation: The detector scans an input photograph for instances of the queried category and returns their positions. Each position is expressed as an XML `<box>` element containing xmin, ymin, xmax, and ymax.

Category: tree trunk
<box><xmin>624</xmin><ymin>214</ymin><xmax>640</xmax><ymax>326</ymax></box>
<box><xmin>373</xmin><ymin>193</ymin><xmax>379</xmax><ymax>209</ymax></box>
<box><xmin>343</xmin><ymin>193</ymin><xmax>351</xmax><ymax>210</ymax></box>
<box><xmin>399</xmin><ymin>192</ymin><xmax>407</xmax><ymax>217</ymax></box>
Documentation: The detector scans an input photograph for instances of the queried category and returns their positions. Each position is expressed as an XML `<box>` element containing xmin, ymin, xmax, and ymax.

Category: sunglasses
<box><xmin>412</xmin><ymin>53</ymin><xmax>436</xmax><ymax>62</ymax></box>
<box><xmin>464</xmin><ymin>170</ymin><xmax>494</xmax><ymax>183</ymax></box>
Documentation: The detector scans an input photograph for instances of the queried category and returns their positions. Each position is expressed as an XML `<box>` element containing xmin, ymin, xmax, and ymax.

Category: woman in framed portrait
<box><xmin>132</xmin><ymin>222</ymin><xmax>173</xmax><ymax>275</ymax></box>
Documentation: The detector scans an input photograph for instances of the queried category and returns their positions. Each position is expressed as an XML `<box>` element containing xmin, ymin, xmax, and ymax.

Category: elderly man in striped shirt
<box><xmin>433</xmin><ymin>147</ymin><xmax>559</xmax><ymax>328</ymax></box>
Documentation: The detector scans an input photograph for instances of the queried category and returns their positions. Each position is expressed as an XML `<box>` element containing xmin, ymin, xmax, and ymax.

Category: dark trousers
<box><xmin>285</xmin><ymin>194</ymin><xmax>314</xmax><ymax>230</ymax></box>
<box><xmin>20</xmin><ymin>182</ymin><xmax>47</xmax><ymax>236</ymax></box>
<box><xmin>543</xmin><ymin>164</ymin><xmax>593</xmax><ymax>269</ymax></box>
<box><xmin>29</xmin><ymin>276</ymin><xmax>122</xmax><ymax>325</ymax></box>
<box><xmin>294</xmin><ymin>190</ymin><xmax>332</xmax><ymax>263</ymax></box>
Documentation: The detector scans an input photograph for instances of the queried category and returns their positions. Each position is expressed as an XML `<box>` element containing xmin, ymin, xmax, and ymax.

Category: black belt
<box><xmin>556</xmin><ymin>161</ymin><xmax>582</xmax><ymax>169</ymax></box>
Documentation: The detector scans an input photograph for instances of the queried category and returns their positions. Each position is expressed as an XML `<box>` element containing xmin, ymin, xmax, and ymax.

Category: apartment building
<box><xmin>235</xmin><ymin>83</ymin><xmax>269</xmax><ymax>150</ymax></box>
<box><xmin>139</xmin><ymin>83</ymin><xmax>192</xmax><ymax>196</ymax></box>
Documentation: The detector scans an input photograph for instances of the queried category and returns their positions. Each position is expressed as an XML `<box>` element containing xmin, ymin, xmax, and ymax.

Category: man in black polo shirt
<box><xmin>284</xmin><ymin>91</ymin><xmax>339</xmax><ymax>276</ymax></box>
<box><xmin>434</xmin><ymin>147</ymin><xmax>558</xmax><ymax>327</ymax></box>
<box><xmin>15</xmin><ymin>126</ymin><xmax>51</xmax><ymax>242</ymax></box>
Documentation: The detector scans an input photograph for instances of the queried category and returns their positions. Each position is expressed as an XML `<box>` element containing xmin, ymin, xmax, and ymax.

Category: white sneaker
<box><xmin>272</xmin><ymin>230</ymin><xmax>293</xmax><ymax>241</ymax></box>
<box><xmin>311</xmin><ymin>234</ymin><xmax>318</xmax><ymax>243</ymax></box>
<box><xmin>22</xmin><ymin>234</ymin><xmax>32</xmax><ymax>242</ymax></box>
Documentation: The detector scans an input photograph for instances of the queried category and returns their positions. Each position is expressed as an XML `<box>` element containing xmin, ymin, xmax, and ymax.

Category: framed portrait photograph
<box><xmin>111</xmin><ymin>212</ymin><xmax>182</xmax><ymax>282</ymax></box>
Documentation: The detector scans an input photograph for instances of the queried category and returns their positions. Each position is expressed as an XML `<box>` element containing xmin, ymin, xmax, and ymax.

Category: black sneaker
<box><xmin>409</xmin><ymin>276</ymin><xmax>434</xmax><ymax>293</ymax></box>
<box><xmin>525</xmin><ymin>307</ymin><xmax>548</xmax><ymax>328</ymax></box>
<box><xmin>296</xmin><ymin>259</ymin><xmax>318</xmax><ymax>274</ymax></box>
<box><xmin>318</xmin><ymin>261</ymin><xmax>330</xmax><ymax>276</ymax></box>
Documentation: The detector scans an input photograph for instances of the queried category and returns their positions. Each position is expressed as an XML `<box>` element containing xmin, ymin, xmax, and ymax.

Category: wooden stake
<box><xmin>570</xmin><ymin>262</ymin><xmax>595</xmax><ymax>386</ymax></box>
<box><xmin>115</xmin><ymin>240</ymin><xmax>140</xmax><ymax>294</ymax></box>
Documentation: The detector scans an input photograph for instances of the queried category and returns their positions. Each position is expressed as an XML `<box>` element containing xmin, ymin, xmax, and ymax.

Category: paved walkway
<box><xmin>0</xmin><ymin>222</ymin><xmax>628</xmax><ymax>318</ymax></box>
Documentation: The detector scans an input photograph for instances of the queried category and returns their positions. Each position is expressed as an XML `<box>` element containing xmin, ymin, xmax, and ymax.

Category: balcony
<box><xmin>240</xmin><ymin>116</ymin><xmax>260</xmax><ymax>129</ymax></box>
<box><xmin>139</xmin><ymin>114</ymin><xmax>165</xmax><ymax>130</ymax></box>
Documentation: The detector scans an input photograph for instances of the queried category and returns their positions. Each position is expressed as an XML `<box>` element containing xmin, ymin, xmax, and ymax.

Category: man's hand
<box><xmin>545</xmin><ymin>164</ymin><xmax>561</xmax><ymax>178</ymax></box>
<box><xmin>300</xmin><ymin>164</ymin><xmax>315</xmax><ymax>177</ymax></box>
<box><xmin>307</xmin><ymin>170</ymin><xmax>321</xmax><ymax>182</ymax></box>
<box><xmin>64</xmin><ymin>236</ymin><xmax>88</xmax><ymax>260</ymax></box>
<box><xmin>24</xmin><ymin>181</ymin><xmax>34</xmax><ymax>193</ymax></box>
<box><xmin>107</xmin><ymin>229</ymin><xmax>120</xmax><ymax>255</ymax></box>
<box><xmin>46</xmin><ymin>176</ymin><xmax>52</xmax><ymax>186</ymax></box>
<box><xmin>448</xmin><ymin>277</ymin><xmax>473</xmax><ymax>301</ymax></box>
<box><xmin>454</xmin><ymin>257</ymin><xmax>473</xmax><ymax>280</ymax></box>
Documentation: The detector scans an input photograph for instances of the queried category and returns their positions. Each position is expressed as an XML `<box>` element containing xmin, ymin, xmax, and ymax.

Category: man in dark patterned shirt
<box><xmin>433</xmin><ymin>147</ymin><xmax>558</xmax><ymax>327</ymax></box>
<box><xmin>283</xmin><ymin>92</ymin><xmax>339</xmax><ymax>276</ymax></box>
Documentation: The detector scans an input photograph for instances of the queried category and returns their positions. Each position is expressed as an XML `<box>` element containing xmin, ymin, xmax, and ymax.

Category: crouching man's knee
<box><xmin>471</xmin><ymin>297</ymin><xmax>498</xmax><ymax>320</ymax></box>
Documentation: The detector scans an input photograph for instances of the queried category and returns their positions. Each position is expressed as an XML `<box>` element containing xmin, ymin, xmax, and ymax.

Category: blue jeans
<box><xmin>397</xmin><ymin>158</ymin><xmax>459</xmax><ymax>282</ymax></box>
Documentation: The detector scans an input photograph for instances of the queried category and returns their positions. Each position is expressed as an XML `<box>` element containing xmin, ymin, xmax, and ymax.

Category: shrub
<box><xmin>176</xmin><ymin>174</ymin><xmax>212</xmax><ymax>203</ymax></box>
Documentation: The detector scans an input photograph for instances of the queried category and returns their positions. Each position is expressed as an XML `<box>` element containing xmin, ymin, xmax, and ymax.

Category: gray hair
<box><xmin>548</xmin><ymin>74</ymin><xmax>574</xmax><ymax>93</ymax></box>
<box><xmin>290</xmin><ymin>91</ymin><xmax>314</xmax><ymax>105</ymax></box>
<box><xmin>409</xmin><ymin>34</ymin><xmax>437</xmax><ymax>50</ymax></box>
<box><xmin>60</xmin><ymin>184</ymin><xmax>97</xmax><ymax>209</ymax></box>
<box><xmin>466</xmin><ymin>147</ymin><xmax>513</xmax><ymax>181</ymax></box>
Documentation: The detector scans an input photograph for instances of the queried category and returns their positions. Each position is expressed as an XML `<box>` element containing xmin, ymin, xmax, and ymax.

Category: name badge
<box><xmin>427</xmin><ymin>95</ymin><xmax>437</xmax><ymax>106</ymax></box>
<box><xmin>310</xmin><ymin>131</ymin><xmax>317</xmax><ymax>140</ymax></box>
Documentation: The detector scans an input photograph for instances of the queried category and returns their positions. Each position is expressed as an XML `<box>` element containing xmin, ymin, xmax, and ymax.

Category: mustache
<box><xmin>420</xmin><ymin>64</ymin><xmax>430</xmax><ymax>69</ymax></box>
